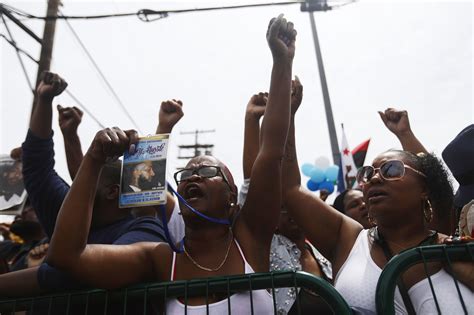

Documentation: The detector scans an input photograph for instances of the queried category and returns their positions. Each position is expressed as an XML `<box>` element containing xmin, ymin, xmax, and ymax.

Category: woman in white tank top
<box><xmin>34</xmin><ymin>15</ymin><xmax>299</xmax><ymax>314</ymax></box>
<box><xmin>166</xmin><ymin>239</ymin><xmax>273</xmax><ymax>314</ymax></box>
<box><xmin>282</xmin><ymin>108</ymin><xmax>473</xmax><ymax>314</ymax></box>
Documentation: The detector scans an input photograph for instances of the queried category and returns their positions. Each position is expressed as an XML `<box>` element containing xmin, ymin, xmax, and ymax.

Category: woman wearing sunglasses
<box><xmin>283</xmin><ymin>116</ymin><xmax>472</xmax><ymax>313</ymax></box>
<box><xmin>378</xmin><ymin>107</ymin><xmax>454</xmax><ymax>235</ymax></box>
<box><xmin>40</xmin><ymin>15</ymin><xmax>297</xmax><ymax>313</ymax></box>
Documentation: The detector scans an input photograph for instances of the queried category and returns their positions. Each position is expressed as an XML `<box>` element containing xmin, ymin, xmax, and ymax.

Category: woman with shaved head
<box><xmin>41</xmin><ymin>15</ymin><xmax>298</xmax><ymax>314</ymax></box>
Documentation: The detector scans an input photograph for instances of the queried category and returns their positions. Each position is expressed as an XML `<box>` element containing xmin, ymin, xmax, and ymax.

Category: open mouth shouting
<box><xmin>183</xmin><ymin>183</ymin><xmax>205</xmax><ymax>202</ymax></box>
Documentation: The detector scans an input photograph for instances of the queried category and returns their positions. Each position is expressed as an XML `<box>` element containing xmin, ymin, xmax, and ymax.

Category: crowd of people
<box><xmin>0</xmin><ymin>14</ymin><xmax>472</xmax><ymax>314</ymax></box>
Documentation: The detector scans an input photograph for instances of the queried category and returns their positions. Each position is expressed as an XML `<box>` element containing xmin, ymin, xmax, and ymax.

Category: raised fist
<box><xmin>246</xmin><ymin>92</ymin><xmax>268</xmax><ymax>119</ymax></box>
<box><xmin>378</xmin><ymin>108</ymin><xmax>412</xmax><ymax>137</ymax></box>
<box><xmin>86</xmin><ymin>127</ymin><xmax>138</xmax><ymax>164</ymax></box>
<box><xmin>266</xmin><ymin>14</ymin><xmax>297</xmax><ymax>62</ymax></box>
<box><xmin>58</xmin><ymin>105</ymin><xmax>83</xmax><ymax>136</ymax></box>
<box><xmin>158</xmin><ymin>99</ymin><xmax>184</xmax><ymax>132</ymax></box>
<box><xmin>36</xmin><ymin>71</ymin><xmax>68</xmax><ymax>101</ymax></box>
<box><xmin>291</xmin><ymin>75</ymin><xmax>303</xmax><ymax>115</ymax></box>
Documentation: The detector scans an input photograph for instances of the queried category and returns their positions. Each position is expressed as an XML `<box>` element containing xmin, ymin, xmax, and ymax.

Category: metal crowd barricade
<box><xmin>0</xmin><ymin>271</ymin><xmax>352</xmax><ymax>314</ymax></box>
<box><xmin>375</xmin><ymin>242</ymin><xmax>474</xmax><ymax>315</ymax></box>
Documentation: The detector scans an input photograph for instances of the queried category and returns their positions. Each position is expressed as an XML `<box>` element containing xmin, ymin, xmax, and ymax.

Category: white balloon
<box><xmin>314</xmin><ymin>156</ymin><xmax>330</xmax><ymax>170</ymax></box>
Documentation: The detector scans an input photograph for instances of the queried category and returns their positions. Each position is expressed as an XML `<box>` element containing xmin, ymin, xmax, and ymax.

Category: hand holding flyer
<box><xmin>119</xmin><ymin>134</ymin><xmax>170</xmax><ymax>208</ymax></box>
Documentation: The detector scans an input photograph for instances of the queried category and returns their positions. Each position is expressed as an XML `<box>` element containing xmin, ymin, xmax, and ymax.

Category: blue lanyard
<box><xmin>167</xmin><ymin>184</ymin><xmax>231</xmax><ymax>225</ymax></box>
<box><xmin>159</xmin><ymin>183</ymin><xmax>231</xmax><ymax>253</ymax></box>
<box><xmin>159</xmin><ymin>204</ymin><xmax>184</xmax><ymax>253</ymax></box>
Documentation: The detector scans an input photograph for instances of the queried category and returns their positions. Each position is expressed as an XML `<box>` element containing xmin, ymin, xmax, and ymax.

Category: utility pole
<box><xmin>36</xmin><ymin>0</ymin><xmax>60</xmax><ymax>86</ymax></box>
<box><xmin>177</xmin><ymin>129</ymin><xmax>215</xmax><ymax>167</ymax></box>
<box><xmin>301</xmin><ymin>0</ymin><xmax>341</xmax><ymax>166</ymax></box>
<box><xmin>32</xmin><ymin>0</ymin><xmax>61</xmax><ymax>114</ymax></box>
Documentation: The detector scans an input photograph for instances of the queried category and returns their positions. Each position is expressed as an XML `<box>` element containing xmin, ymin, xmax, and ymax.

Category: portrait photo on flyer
<box><xmin>0</xmin><ymin>155</ymin><xmax>27</xmax><ymax>213</ymax></box>
<box><xmin>119</xmin><ymin>134</ymin><xmax>169</xmax><ymax>208</ymax></box>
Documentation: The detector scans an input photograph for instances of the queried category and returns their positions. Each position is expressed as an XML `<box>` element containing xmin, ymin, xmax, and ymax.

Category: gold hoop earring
<box><xmin>424</xmin><ymin>199</ymin><xmax>433</xmax><ymax>223</ymax></box>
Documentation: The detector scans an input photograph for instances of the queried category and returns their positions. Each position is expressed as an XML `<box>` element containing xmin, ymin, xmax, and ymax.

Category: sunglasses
<box><xmin>356</xmin><ymin>159</ymin><xmax>426</xmax><ymax>185</ymax></box>
<box><xmin>174</xmin><ymin>165</ymin><xmax>230</xmax><ymax>187</ymax></box>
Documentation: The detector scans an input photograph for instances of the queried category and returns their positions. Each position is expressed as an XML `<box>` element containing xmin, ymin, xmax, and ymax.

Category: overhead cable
<box><xmin>60</xmin><ymin>11</ymin><xmax>143</xmax><ymax>133</ymax></box>
<box><xmin>3</xmin><ymin>1</ymin><xmax>304</xmax><ymax>22</ymax></box>
<box><xmin>0</xmin><ymin>4</ymin><xmax>42</xmax><ymax>43</ymax></box>
<box><xmin>0</xmin><ymin>33</ymin><xmax>38</xmax><ymax>63</ymax></box>
<box><xmin>0</xmin><ymin>32</ymin><xmax>106</xmax><ymax>128</ymax></box>
<box><xmin>3</xmin><ymin>1</ymin><xmax>356</xmax><ymax>23</ymax></box>
<box><xmin>1</xmin><ymin>13</ymin><xmax>34</xmax><ymax>93</ymax></box>
<box><xmin>136</xmin><ymin>1</ymin><xmax>305</xmax><ymax>22</ymax></box>
<box><xmin>64</xmin><ymin>90</ymin><xmax>106</xmax><ymax>129</ymax></box>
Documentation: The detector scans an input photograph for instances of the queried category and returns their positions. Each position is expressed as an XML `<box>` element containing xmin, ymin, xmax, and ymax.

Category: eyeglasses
<box><xmin>356</xmin><ymin>159</ymin><xmax>426</xmax><ymax>185</ymax></box>
<box><xmin>174</xmin><ymin>165</ymin><xmax>230</xmax><ymax>187</ymax></box>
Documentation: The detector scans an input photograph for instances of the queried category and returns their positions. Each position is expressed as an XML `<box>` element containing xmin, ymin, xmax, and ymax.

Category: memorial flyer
<box><xmin>120</xmin><ymin>134</ymin><xmax>169</xmax><ymax>208</ymax></box>
<box><xmin>0</xmin><ymin>155</ymin><xmax>27</xmax><ymax>214</ymax></box>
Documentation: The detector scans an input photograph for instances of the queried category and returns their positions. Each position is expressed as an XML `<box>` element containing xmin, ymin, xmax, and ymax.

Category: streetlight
<box><xmin>301</xmin><ymin>0</ymin><xmax>341</xmax><ymax>166</ymax></box>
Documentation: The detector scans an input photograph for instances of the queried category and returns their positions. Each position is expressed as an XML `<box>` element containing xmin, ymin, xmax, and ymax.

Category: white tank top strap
<box><xmin>170</xmin><ymin>251</ymin><xmax>177</xmax><ymax>281</ymax></box>
<box><xmin>234</xmin><ymin>239</ymin><xmax>254</xmax><ymax>274</ymax></box>
<box><xmin>234</xmin><ymin>239</ymin><xmax>246</xmax><ymax>261</ymax></box>
<box><xmin>165</xmin><ymin>238</ymin><xmax>274</xmax><ymax>314</ymax></box>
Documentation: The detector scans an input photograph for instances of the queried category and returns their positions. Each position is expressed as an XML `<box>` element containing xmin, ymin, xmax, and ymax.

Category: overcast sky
<box><xmin>1</xmin><ymin>0</ymin><xmax>472</xmax><ymax>204</ymax></box>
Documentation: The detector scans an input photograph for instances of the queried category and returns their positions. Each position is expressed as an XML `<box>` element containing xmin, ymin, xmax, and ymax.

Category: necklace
<box><xmin>371</xmin><ymin>227</ymin><xmax>438</xmax><ymax>259</ymax></box>
<box><xmin>184</xmin><ymin>229</ymin><xmax>233</xmax><ymax>272</ymax></box>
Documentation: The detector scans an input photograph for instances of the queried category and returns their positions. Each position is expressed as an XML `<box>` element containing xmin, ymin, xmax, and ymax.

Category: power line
<box><xmin>1</xmin><ymin>3</ymin><xmax>37</xmax><ymax>18</ymax></box>
<box><xmin>2</xmin><ymin>1</ymin><xmax>356</xmax><ymax>24</ymax></box>
<box><xmin>0</xmin><ymin>15</ymin><xmax>29</xmax><ymax>25</ymax></box>
<box><xmin>0</xmin><ymin>8</ymin><xmax>106</xmax><ymax>129</ymax></box>
<box><xmin>328</xmin><ymin>0</ymin><xmax>356</xmax><ymax>9</ymax></box>
<box><xmin>0</xmin><ymin>4</ymin><xmax>42</xmax><ymax>43</ymax></box>
<box><xmin>60</xmin><ymin>11</ymin><xmax>143</xmax><ymax>134</ymax></box>
<box><xmin>0</xmin><ymin>33</ymin><xmax>38</xmax><ymax>63</ymax></box>
<box><xmin>0</xmin><ymin>30</ymin><xmax>107</xmax><ymax>128</ymax></box>
<box><xmin>64</xmin><ymin>90</ymin><xmax>106</xmax><ymax>129</ymax></box>
<box><xmin>4</xmin><ymin>1</ymin><xmax>305</xmax><ymax>22</ymax></box>
<box><xmin>1</xmin><ymin>13</ymin><xmax>34</xmax><ymax>93</ymax></box>
<box><xmin>136</xmin><ymin>1</ymin><xmax>305</xmax><ymax>22</ymax></box>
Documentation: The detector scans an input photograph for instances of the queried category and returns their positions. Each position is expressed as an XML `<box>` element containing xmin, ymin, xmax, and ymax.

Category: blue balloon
<box><xmin>325</xmin><ymin>165</ymin><xmax>340</xmax><ymax>182</ymax></box>
<box><xmin>301</xmin><ymin>163</ymin><xmax>314</xmax><ymax>177</ymax></box>
<box><xmin>306</xmin><ymin>179</ymin><xmax>320</xmax><ymax>191</ymax></box>
<box><xmin>310</xmin><ymin>167</ymin><xmax>326</xmax><ymax>184</ymax></box>
<box><xmin>319</xmin><ymin>181</ymin><xmax>335</xmax><ymax>194</ymax></box>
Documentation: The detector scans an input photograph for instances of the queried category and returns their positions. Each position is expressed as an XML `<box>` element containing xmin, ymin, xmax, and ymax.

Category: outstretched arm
<box><xmin>22</xmin><ymin>72</ymin><xmax>70</xmax><ymax>238</ymax></box>
<box><xmin>45</xmin><ymin>128</ymin><xmax>164</xmax><ymax>289</ymax></box>
<box><xmin>240</xmin><ymin>15</ymin><xmax>296</xmax><ymax>247</ymax></box>
<box><xmin>0</xmin><ymin>267</ymin><xmax>41</xmax><ymax>297</ymax></box>
<box><xmin>283</xmin><ymin>79</ymin><xmax>362</xmax><ymax>271</ymax></box>
<box><xmin>378</xmin><ymin>108</ymin><xmax>427</xmax><ymax>154</ymax></box>
<box><xmin>281</xmin><ymin>76</ymin><xmax>302</xmax><ymax>189</ymax></box>
<box><xmin>58</xmin><ymin>105</ymin><xmax>84</xmax><ymax>180</ymax></box>
<box><xmin>242</xmin><ymin>93</ymin><xmax>267</xmax><ymax>179</ymax></box>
